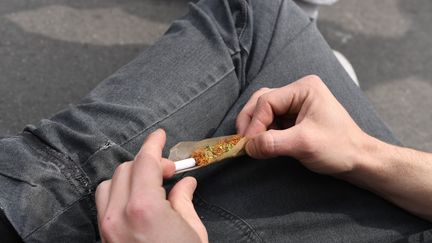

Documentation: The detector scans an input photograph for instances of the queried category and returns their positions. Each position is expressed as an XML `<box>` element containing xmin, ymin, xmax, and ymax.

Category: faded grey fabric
<box><xmin>0</xmin><ymin>0</ymin><xmax>431</xmax><ymax>242</ymax></box>
<box><xmin>295</xmin><ymin>0</ymin><xmax>338</xmax><ymax>19</ymax></box>
<box><xmin>301</xmin><ymin>0</ymin><xmax>338</xmax><ymax>4</ymax></box>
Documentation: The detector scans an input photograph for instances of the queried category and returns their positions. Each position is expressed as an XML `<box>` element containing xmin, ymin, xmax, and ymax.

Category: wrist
<box><xmin>338</xmin><ymin>133</ymin><xmax>391</xmax><ymax>183</ymax></box>
<box><xmin>337</xmin><ymin>134</ymin><xmax>432</xmax><ymax>221</ymax></box>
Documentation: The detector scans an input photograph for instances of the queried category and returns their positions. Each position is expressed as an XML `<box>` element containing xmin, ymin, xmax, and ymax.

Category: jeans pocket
<box><xmin>194</xmin><ymin>193</ymin><xmax>264</xmax><ymax>243</ymax></box>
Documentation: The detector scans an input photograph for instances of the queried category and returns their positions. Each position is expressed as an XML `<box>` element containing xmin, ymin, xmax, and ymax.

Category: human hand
<box><xmin>236</xmin><ymin>75</ymin><xmax>371</xmax><ymax>175</ymax></box>
<box><xmin>95</xmin><ymin>129</ymin><xmax>208</xmax><ymax>243</ymax></box>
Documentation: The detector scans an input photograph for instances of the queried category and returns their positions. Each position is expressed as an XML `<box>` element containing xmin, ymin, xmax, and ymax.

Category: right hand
<box><xmin>236</xmin><ymin>75</ymin><xmax>372</xmax><ymax>175</ymax></box>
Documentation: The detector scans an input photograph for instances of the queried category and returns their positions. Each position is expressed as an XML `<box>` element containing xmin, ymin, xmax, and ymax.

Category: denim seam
<box><xmin>237</xmin><ymin>0</ymin><xmax>249</xmax><ymax>42</ymax></box>
<box><xmin>81</xmin><ymin>139</ymin><xmax>117</xmax><ymax>167</ymax></box>
<box><xmin>22</xmin><ymin>193</ymin><xmax>92</xmax><ymax>240</ymax></box>
<box><xmin>191</xmin><ymin>2</ymin><xmax>239</xmax><ymax>59</ymax></box>
<box><xmin>0</xmin><ymin>136</ymin><xmax>21</xmax><ymax>140</ymax></box>
<box><xmin>22</xmin><ymin>133</ymin><xmax>90</xmax><ymax>195</ymax></box>
<box><xmin>119</xmin><ymin>67</ymin><xmax>236</xmax><ymax>147</ymax></box>
<box><xmin>252</xmin><ymin>0</ymin><xmax>285</xmax><ymax>78</ymax></box>
<box><xmin>196</xmin><ymin>194</ymin><xmax>264</xmax><ymax>242</ymax></box>
<box><xmin>250</xmin><ymin>0</ymin><xmax>313</xmax><ymax>82</ymax></box>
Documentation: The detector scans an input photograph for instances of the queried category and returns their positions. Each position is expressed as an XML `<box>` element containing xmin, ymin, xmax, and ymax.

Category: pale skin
<box><xmin>95</xmin><ymin>130</ymin><xmax>208</xmax><ymax>243</ymax></box>
<box><xmin>96</xmin><ymin>75</ymin><xmax>432</xmax><ymax>242</ymax></box>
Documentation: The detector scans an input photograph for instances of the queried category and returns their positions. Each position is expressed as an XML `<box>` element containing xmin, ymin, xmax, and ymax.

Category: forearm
<box><xmin>342</xmin><ymin>135</ymin><xmax>432</xmax><ymax>221</ymax></box>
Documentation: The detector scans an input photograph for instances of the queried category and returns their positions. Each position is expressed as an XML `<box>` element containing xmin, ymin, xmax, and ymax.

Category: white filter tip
<box><xmin>174</xmin><ymin>158</ymin><xmax>196</xmax><ymax>171</ymax></box>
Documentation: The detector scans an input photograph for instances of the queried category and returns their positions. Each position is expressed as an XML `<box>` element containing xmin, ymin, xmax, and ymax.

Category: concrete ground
<box><xmin>0</xmin><ymin>0</ymin><xmax>431</xmax><ymax>152</ymax></box>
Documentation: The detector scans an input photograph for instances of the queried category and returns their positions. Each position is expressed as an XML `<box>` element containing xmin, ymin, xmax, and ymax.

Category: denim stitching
<box><xmin>0</xmin><ymin>171</ymin><xmax>37</xmax><ymax>187</ymax></box>
<box><xmin>119</xmin><ymin>67</ymin><xmax>235</xmax><ymax>147</ymax></box>
<box><xmin>22</xmin><ymin>133</ymin><xmax>90</xmax><ymax>195</ymax></box>
<box><xmin>251</xmin><ymin>0</ymin><xmax>285</xmax><ymax>81</ymax></box>
<box><xmin>1</xmin><ymin>136</ymin><xmax>21</xmax><ymax>140</ymax></box>
<box><xmin>260</xmin><ymin>22</ymin><xmax>314</xmax><ymax>76</ymax></box>
<box><xmin>22</xmin><ymin>193</ymin><xmax>93</xmax><ymax>240</ymax></box>
<box><xmin>190</xmin><ymin>2</ymin><xmax>239</xmax><ymax>58</ymax></box>
<box><xmin>81</xmin><ymin>139</ymin><xmax>117</xmax><ymax>167</ymax></box>
<box><xmin>237</xmin><ymin>0</ymin><xmax>250</xmax><ymax>45</ymax></box>
<box><xmin>195</xmin><ymin>193</ymin><xmax>265</xmax><ymax>242</ymax></box>
<box><xmin>250</xmin><ymin>0</ymin><xmax>313</xmax><ymax>82</ymax></box>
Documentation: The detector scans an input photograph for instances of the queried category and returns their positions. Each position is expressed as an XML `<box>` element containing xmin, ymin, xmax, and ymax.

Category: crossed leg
<box><xmin>0</xmin><ymin>0</ymin><xmax>430</xmax><ymax>242</ymax></box>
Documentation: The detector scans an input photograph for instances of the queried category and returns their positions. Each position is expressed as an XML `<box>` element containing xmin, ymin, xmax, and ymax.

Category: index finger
<box><xmin>130</xmin><ymin>129</ymin><xmax>166</xmax><ymax>198</ymax></box>
<box><xmin>244</xmin><ymin>83</ymin><xmax>306</xmax><ymax>137</ymax></box>
<box><xmin>236</xmin><ymin>87</ymin><xmax>273</xmax><ymax>135</ymax></box>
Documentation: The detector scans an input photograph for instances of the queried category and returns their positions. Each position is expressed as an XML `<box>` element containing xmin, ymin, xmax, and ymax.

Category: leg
<box><xmin>188</xmin><ymin>0</ymin><xmax>432</xmax><ymax>242</ymax></box>
<box><xmin>1</xmin><ymin>0</ymin><xmax>430</xmax><ymax>242</ymax></box>
<box><xmin>294</xmin><ymin>0</ymin><xmax>339</xmax><ymax>20</ymax></box>
<box><xmin>0</xmin><ymin>0</ymin><xmax>254</xmax><ymax>241</ymax></box>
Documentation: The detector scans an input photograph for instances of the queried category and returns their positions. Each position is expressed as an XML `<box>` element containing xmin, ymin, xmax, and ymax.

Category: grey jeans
<box><xmin>295</xmin><ymin>0</ymin><xmax>338</xmax><ymax>19</ymax></box>
<box><xmin>0</xmin><ymin>0</ymin><xmax>431</xmax><ymax>242</ymax></box>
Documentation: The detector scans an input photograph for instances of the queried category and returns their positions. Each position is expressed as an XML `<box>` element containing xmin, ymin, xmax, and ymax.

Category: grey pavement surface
<box><xmin>0</xmin><ymin>0</ymin><xmax>431</xmax><ymax>152</ymax></box>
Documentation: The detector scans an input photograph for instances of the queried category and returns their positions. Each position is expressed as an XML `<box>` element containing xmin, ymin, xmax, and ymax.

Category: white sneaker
<box><xmin>333</xmin><ymin>50</ymin><xmax>360</xmax><ymax>87</ymax></box>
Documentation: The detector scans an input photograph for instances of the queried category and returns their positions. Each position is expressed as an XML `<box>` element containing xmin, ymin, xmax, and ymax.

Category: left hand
<box><xmin>95</xmin><ymin>129</ymin><xmax>208</xmax><ymax>243</ymax></box>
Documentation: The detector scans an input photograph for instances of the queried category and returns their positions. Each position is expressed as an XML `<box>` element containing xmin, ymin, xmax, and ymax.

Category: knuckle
<box><xmin>125</xmin><ymin>199</ymin><xmax>157</xmax><ymax>223</ymax></box>
<box><xmin>304</xmin><ymin>74</ymin><xmax>322</xmax><ymax>84</ymax></box>
<box><xmin>255</xmin><ymin>95</ymin><xmax>273</xmax><ymax>118</ymax></box>
<box><xmin>297</xmin><ymin>131</ymin><xmax>317</xmax><ymax>155</ymax></box>
<box><xmin>135</xmin><ymin>152</ymin><xmax>159</xmax><ymax>163</ymax></box>
<box><xmin>100</xmin><ymin>214</ymin><xmax>118</xmax><ymax>238</ymax></box>
<box><xmin>252</xmin><ymin>87</ymin><xmax>271</xmax><ymax>99</ymax></box>
<box><xmin>258</xmin><ymin>87</ymin><xmax>271</xmax><ymax>93</ymax></box>
<box><xmin>119</xmin><ymin>161</ymin><xmax>132</xmax><ymax>170</ymax></box>
<box><xmin>96</xmin><ymin>180</ymin><xmax>109</xmax><ymax>195</ymax></box>
<box><xmin>256</xmin><ymin>94</ymin><xmax>270</xmax><ymax>107</ymax></box>
<box><xmin>113</xmin><ymin>162</ymin><xmax>131</xmax><ymax>175</ymax></box>
<box><xmin>134</xmin><ymin>153</ymin><xmax>145</xmax><ymax>162</ymax></box>
<box><xmin>169</xmin><ymin>196</ymin><xmax>182</xmax><ymax>210</ymax></box>
<box><xmin>300</xmin><ymin>75</ymin><xmax>321</xmax><ymax>89</ymax></box>
<box><xmin>256</xmin><ymin>132</ymin><xmax>275</xmax><ymax>158</ymax></box>
<box><xmin>297</xmin><ymin>75</ymin><xmax>326</xmax><ymax>95</ymax></box>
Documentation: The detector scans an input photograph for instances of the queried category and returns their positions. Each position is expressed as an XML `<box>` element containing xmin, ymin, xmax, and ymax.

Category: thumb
<box><xmin>246</xmin><ymin>129</ymin><xmax>298</xmax><ymax>159</ymax></box>
<box><xmin>168</xmin><ymin>177</ymin><xmax>207</xmax><ymax>242</ymax></box>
